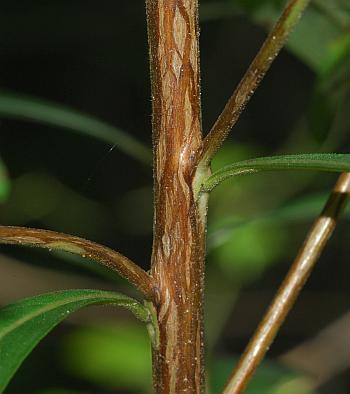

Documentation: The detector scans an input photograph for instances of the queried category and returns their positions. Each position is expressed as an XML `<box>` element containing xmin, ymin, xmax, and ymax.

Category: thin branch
<box><xmin>199</xmin><ymin>0</ymin><xmax>311</xmax><ymax>166</ymax></box>
<box><xmin>221</xmin><ymin>172</ymin><xmax>350</xmax><ymax>394</ymax></box>
<box><xmin>0</xmin><ymin>226</ymin><xmax>154</xmax><ymax>300</ymax></box>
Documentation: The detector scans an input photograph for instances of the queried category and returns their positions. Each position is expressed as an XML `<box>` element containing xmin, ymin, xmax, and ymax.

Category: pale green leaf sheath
<box><xmin>0</xmin><ymin>289</ymin><xmax>150</xmax><ymax>392</ymax></box>
<box><xmin>202</xmin><ymin>153</ymin><xmax>350</xmax><ymax>192</ymax></box>
<box><xmin>0</xmin><ymin>91</ymin><xmax>151</xmax><ymax>164</ymax></box>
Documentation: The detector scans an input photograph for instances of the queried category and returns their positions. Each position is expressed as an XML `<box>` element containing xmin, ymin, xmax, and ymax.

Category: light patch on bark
<box><xmin>162</xmin><ymin>233</ymin><xmax>171</xmax><ymax>258</ymax></box>
<box><xmin>166</xmin><ymin>300</ymin><xmax>179</xmax><ymax>392</ymax></box>
<box><xmin>158</xmin><ymin>286</ymin><xmax>171</xmax><ymax>322</ymax></box>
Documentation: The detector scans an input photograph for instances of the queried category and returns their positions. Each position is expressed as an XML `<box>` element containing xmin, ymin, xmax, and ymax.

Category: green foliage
<box><xmin>62</xmin><ymin>323</ymin><xmax>152</xmax><ymax>392</ymax></box>
<box><xmin>288</xmin><ymin>0</ymin><xmax>350</xmax><ymax>73</ymax></box>
<box><xmin>213</xmin><ymin>221</ymin><xmax>287</xmax><ymax>282</ymax></box>
<box><xmin>0</xmin><ymin>91</ymin><xmax>151</xmax><ymax>165</ymax></box>
<box><xmin>208</xmin><ymin>191</ymin><xmax>350</xmax><ymax>250</ymax></box>
<box><xmin>0</xmin><ymin>290</ymin><xmax>149</xmax><ymax>392</ymax></box>
<box><xmin>1</xmin><ymin>172</ymin><xmax>110</xmax><ymax>238</ymax></box>
<box><xmin>201</xmin><ymin>0</ymin><xmax>350</xmax><ymax>146</ymax></box>
<box><xmin>0</xmin><ymin>157</ymin><xmax>10</xmax><ymax>204</ymax></box>
<box><xmin>203</xmin><ymin>153</ymin><xmax>350</xmax><ymax>192</ymax></box>
<box><xmin>224</xmin><ymin>0</ymin><xmax>350</xmax><ymax>74</ymax></box>
<box><xmin>0</xmin><ymin>0</ymin><xmax>350</xmax><ymax>392</ymax></box>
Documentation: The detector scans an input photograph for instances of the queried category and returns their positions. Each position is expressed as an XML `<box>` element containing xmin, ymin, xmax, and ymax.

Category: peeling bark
<box><xmin>146</xmin><ymin>0</ymin><xmax>207</xmax><ymax>392</ymax></box>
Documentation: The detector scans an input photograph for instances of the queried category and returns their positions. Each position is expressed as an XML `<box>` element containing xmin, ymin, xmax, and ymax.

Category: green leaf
<box><xmin>208</xmin><ymin>190</ymin><xmax>350</xmax><ymax>250</ymax></box>
<box><xmin>219</xmin><ymin>0</ymin><xmax>350</xmax><ymax>74</ymax></box>
<box><xmin>286</xmin><ymin>4</ymin><xmax>341</xmax><ymax>72</ymax></box>
<box><xmin>0</xmin><ymin>157</ymin><xmax>10</xmax><ymax>203</ymax></box>
<box><xmin>62</xmin><ymin>322</ymin><xmax>152</xmax><ymax>391</ymax></box>
<box><xmin>211</xmin><ymin>222</ymin><xmax>288</xmax><ymax>282</ymax></box>
<box><xmin>0</xmin><ymin>289</ymin><xmax>149</xmax><ymax>392</ymax></box>
<box><xmin>0</xmin><ymin>91</ymin><xmax>151</xmax><ymax>165</ymax></box>
<box><xmin>202</xmin><ymin>153</ymin><xmax>350</xmax><ymax>192</ymax></box>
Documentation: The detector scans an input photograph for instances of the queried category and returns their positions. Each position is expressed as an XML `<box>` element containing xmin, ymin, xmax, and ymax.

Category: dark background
<box><xmin>1</xmin><ymin>1</ymin><xmax>350</xmax><ymax>393</ymax></box>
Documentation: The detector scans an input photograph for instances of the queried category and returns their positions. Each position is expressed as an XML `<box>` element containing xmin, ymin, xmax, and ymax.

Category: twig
<box><xmin>199</xmin><ymin>0</ymin><xmax>311</xmax><ymax>166</ymax></box>
<box><xmin>221</xmin><ymin>172</ymin><xmax>350</xmax><ymax>394</ymax></box>
<box><xmin>0</xmin><ymin>225</ymin><xmax>154</xmax><ymax>299</ymax></box>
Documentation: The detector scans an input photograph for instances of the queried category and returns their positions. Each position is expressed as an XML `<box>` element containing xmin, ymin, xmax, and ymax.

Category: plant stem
<box><xmin>146</xmin><ymin>0</ymin><xmax>207</xmax><ymax>392</ymax></box>
<box><xmin>199</xmin><ymin>0</ymin><xmax>311</xmax><ymax>166</ymax></box>
<box><xmin>221</xmin><ymin>172</ymin><xmax>350</xmax><ymax>394</ymax></box>
<box><xmin>0</xmin><ymin>225</ymin><xmax>154</xmax><ymax>299</ymax></box>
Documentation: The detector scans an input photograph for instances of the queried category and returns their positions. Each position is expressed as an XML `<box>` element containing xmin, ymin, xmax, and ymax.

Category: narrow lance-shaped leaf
<box><xmin>207</xmin><ymin>191</ymin><xmax>350</xmax><ymax>250</ymax></box>
<box><xmin>0</xmin><ymin>289</ymin><xmax>150</xmax><ymax>392</ymax></box>
<box><xmin>0</xmin><ymin>91</ymin><xmax>152</xmax><ymax>165</ymax></box>
<box><xmin>202</xmin><ymin>153</ymin><xmax>350</xmax><ymax>193</ymax></box>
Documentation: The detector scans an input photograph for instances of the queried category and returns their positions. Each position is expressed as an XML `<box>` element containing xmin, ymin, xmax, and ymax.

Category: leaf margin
<box><xmin>0</xmin><ymin>289</ymin><xmax>150</xmax><ymax>392</ymax></box>
<box><xmin>202</xmin><ymin>153</ymin><xmax>350</xmax><ymax>193</ymax></box>
<box><xmin>0</xmin><ymin>91</ymin><xmax>152</xmax><ymax>165</ymax></box>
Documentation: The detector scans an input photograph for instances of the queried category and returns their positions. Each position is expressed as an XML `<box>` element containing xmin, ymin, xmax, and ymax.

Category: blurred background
<box><xmin>0</xmin><ymin>0</ymin><xmax>350</xmax><ymax>393</ymax></box>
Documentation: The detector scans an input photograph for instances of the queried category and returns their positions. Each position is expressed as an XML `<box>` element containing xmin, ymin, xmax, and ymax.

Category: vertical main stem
<box><xmin>146</xmin><ymin>0</ymin><xmax>206</xmax><ymax>393</ymax></box>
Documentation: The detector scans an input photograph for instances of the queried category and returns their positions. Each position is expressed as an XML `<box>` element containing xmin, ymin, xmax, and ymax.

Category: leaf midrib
<box><xmin>0</xmin><ymin>292</ymin><xmax>123</xmax><ymax>341</ymax></box>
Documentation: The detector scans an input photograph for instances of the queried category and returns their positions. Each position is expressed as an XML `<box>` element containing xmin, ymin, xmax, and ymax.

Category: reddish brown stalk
<box><xmin>0</xmin><ymin>225</ymin><xmax>154</xmax><ymax>299</ymax></box>
<box><xmin>222</xmin><ymin>173</ymin><xmax>350</xmax><ymax>394</ymax></box>
<box><xmin>199</xmin><ymin>0</ymin><xmax>310</xmax><ymax>166</ymax></box>
<box><xmin>146</xmin><ymin>0</ymin><xmax>207</xmax><ymax>392</ymax></box>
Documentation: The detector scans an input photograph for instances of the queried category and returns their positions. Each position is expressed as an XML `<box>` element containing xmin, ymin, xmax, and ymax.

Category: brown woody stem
<box><xmin>146</xmin><ymin>0</ymin><xmax>207</xmax><ymax>392</ymax></box>
<box><xmin>199</xmin><ymin>0</ymin><xmax>311</xmax><ymax>166</ymax></box>
<box><xmin>222</xmin><ymin>173</ymin><xmax>350</xmax><ymax>394</ymax></box>
<box><xmin>0</xmin><ymin>225</ymin><xmax>154</xmax><ymax>299</ymax></box>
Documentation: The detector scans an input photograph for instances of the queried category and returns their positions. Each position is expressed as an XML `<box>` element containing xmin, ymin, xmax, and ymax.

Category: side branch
<box><xmin>0</xmin><ymin>226</ymin><xmax>154</xmax><ymax>299</ymax></box>
<box><xmin>200</xmin><ymin>0</ymin><xmax>310</xmax><ymax>166</ymax></box>
<box><xmin>222</xmin><ymin>172</ymin><xmax>350</xmax><ymax>394</ymax></box>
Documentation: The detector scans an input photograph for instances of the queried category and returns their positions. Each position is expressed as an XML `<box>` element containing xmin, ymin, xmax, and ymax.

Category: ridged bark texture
<box><xmin>146</xmin><ymin>0</ymin><xmax>206</xmax><ymax>392</ymax></box>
